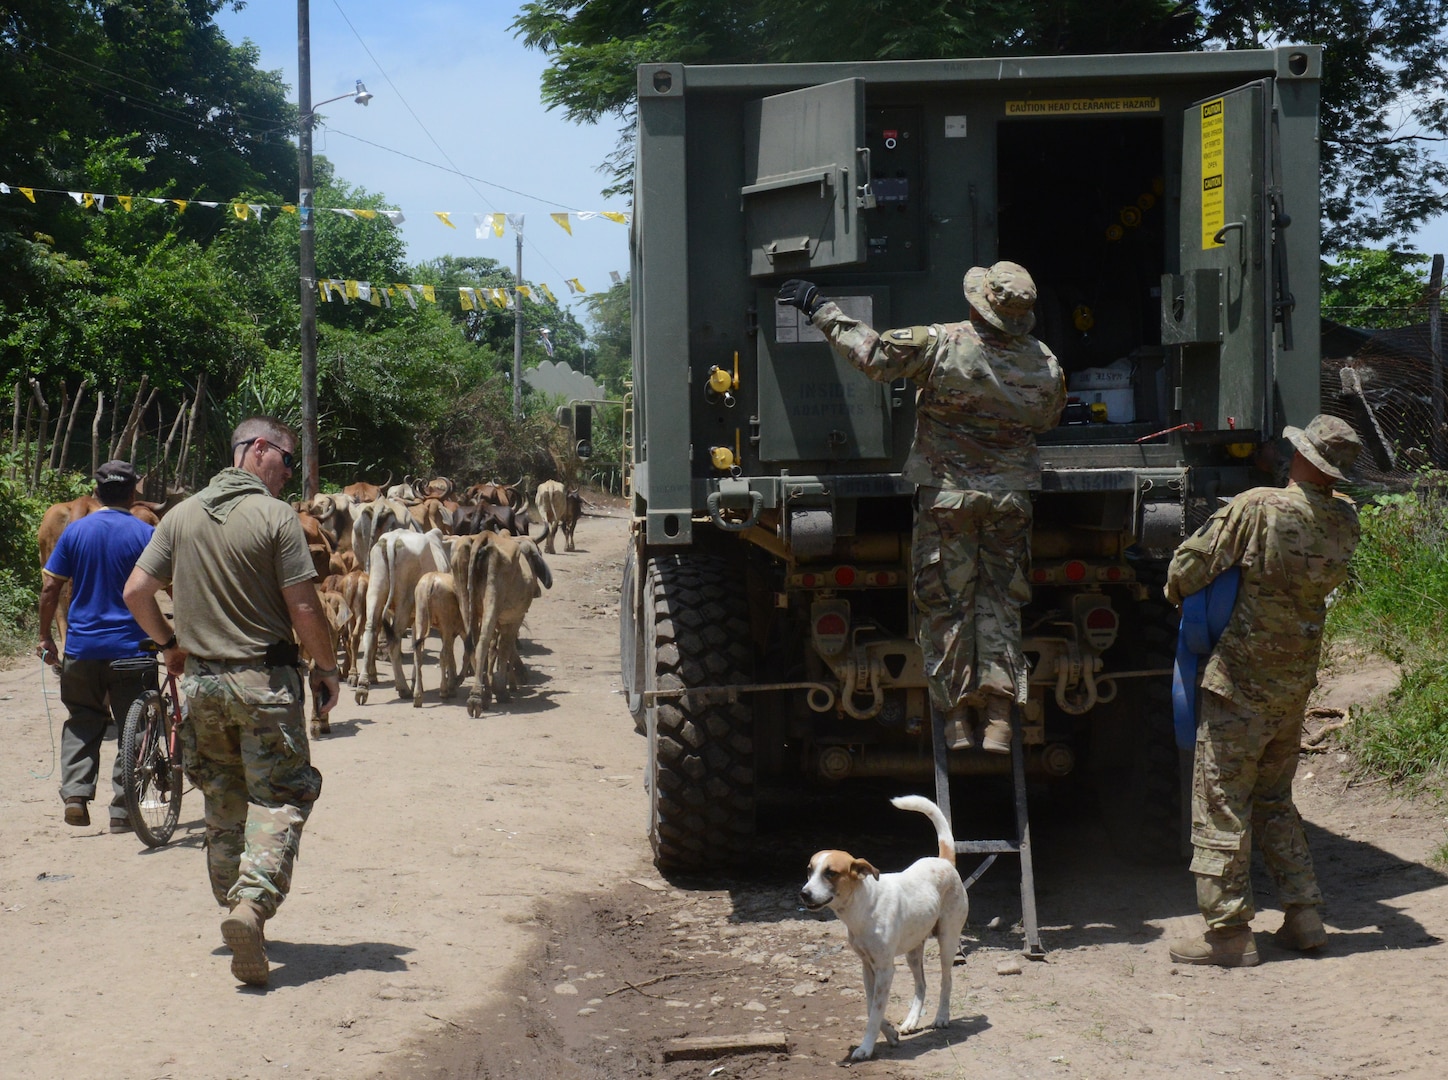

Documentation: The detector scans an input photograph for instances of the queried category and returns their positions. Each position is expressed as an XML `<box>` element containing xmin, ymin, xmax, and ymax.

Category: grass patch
<box><xmin>1328</xmin><ymin>476</ymin><xmax>1448</xmax><ymax>793</ymax></box>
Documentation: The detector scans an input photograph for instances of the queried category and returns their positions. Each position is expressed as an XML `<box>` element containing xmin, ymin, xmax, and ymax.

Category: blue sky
<box><xmin>215</xmin><ymin>1</ymin><xmax>631</xmax><ymax>320</ymax></box>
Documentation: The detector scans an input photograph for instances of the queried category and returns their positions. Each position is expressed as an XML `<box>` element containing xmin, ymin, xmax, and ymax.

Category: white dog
<box><xmin>799</xmin><ymin>795</ymin><xmax>969</xmax><ymax>1061</ymax></box>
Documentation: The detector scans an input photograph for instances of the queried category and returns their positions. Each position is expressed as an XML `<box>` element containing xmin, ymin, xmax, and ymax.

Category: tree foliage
<box><xmin>1322</xmin><ymin>249</ymin><xmax>1436</xmax><ymax>328</ymax></box>
<box><xmin>513</xmin><ymin>0</ymin><xmax>1448</xmax><ymax>250</ymax></box>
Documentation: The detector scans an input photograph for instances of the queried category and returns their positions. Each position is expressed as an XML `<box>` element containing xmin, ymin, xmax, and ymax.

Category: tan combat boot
<box><xmin>221</xmin><ymin>899</ymin><xmax>270</xmax><ymax>986</ymax></box>
<box><xmin>1275</xmin><ymin>906</ymin><xmax>1328</xmax><ymax>951</ymax></box>
<box><xmin>942</xmin><ymin>703</ymin><xmax>975</xmax><ymax>750</ymax></box>
<box><xmin>1168</xmin><ymin>925</ymin><xmax>1260</xmax><ymax>967</ymax></box>
<box><xmin>980</xmin><ymin>698</ymin><xmax>1013</xmax><ymax>755</ymax></box>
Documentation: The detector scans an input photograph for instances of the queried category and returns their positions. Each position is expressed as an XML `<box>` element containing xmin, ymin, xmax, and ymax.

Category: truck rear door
<box><xmin>1165</xmin><ymin>80</ymin><xmax>1276</xmax><ymax>437</ymax></box>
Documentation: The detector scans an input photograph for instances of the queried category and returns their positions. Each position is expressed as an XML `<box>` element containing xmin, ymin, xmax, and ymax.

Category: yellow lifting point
<box><xmin>1226</xmin><ymin>442</ymin><xmax>1255</xmax><ymax>459</ymax></box>
<box><xmin>708</xmin><ymin>366</ymin><xmax>733</xmax><ymax>394</ymax></box>
<box><xmin>710</xmin><ymin>445</ymin><xmax>737</xmax><ymax>471</ymax></box>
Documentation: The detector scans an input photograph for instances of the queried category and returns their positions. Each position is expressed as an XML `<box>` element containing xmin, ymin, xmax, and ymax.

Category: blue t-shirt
<box><xmin>44</xmin><ymin>508</ymin><xmax>155</xmax><ymax>660</ymax></box>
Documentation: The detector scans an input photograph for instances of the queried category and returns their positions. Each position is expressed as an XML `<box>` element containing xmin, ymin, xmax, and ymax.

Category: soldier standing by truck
<box><xmin>778</xmin><ymin>261</ymin><xmax>1066</xmax><ymax>753</ymax></box>
<box><xmin>1164</xmin><ymin>414</ymin><xmax>1362</xmax><ymax>967</ymax></box>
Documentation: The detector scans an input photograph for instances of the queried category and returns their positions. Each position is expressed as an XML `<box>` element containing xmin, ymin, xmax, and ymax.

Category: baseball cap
<box><xmin>94</xmin><ymin>460</ymin><xmax>140</xmax><ymax>486</ymax></box>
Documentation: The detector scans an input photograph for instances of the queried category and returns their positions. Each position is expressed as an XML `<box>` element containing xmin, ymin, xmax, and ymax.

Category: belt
<box><xmin>1171</xmin><ymin>566</ymin><xmax>1241</xmax><ymax>748</ymax></box>
<box><xmin>189</xmin><ymin>656</ymin><xmax>276</xmax><ymax>669</ymax></box>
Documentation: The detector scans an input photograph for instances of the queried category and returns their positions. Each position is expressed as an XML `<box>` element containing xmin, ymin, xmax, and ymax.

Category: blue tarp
<box><xmin>1171</xmin><ymin>566</ymin><xmax>1241</xmax><ymax>749</ymax></box>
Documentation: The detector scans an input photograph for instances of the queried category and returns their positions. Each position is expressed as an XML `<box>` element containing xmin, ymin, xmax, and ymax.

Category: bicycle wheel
<box><xmin>121</xmin><ymin>690</ymin><xmax>182</xmax><ymax>847</ymax></box>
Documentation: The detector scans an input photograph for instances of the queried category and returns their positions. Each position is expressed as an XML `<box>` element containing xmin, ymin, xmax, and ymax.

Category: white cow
<box><xmin>354</xmin><ymin>528</ymin><xmax>451</xmax><ymax>704</ymax></box>
<box><xmin>304</xmin><ymin>492</ymin><xmax>359</xmax><ymax>553</ymax></box>
<box><xmin>351</xmin><ymin>498</ymin><xmax>421</xmax><ymax>563</ymax></box>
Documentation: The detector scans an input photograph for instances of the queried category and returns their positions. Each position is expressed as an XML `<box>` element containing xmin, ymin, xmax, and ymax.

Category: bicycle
<box><xmin>116</xmin><ymin>641</ymin><xmax>187</xmax><ymax>847</ymax></box>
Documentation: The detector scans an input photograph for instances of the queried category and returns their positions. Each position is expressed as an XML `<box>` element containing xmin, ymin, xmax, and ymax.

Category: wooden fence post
<box><xmin>58</xmin><ymin>378</ymin><xmax>88</xmax><ymax>474</ymax></box>
<box><xmin>28</xmin><ymin>378</ymin><xmax>48</xmax><ymax>488</ymax></box>
<box><xmin>91</xmin><ymin>390</ymin><xmax>105</xmax><ymax>478</ymax></box>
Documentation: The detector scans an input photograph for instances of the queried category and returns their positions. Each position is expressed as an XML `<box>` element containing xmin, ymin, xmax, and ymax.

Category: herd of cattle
<box><xmin>37</xmin><ymin>473</ymin><xmax>585</xmax><ymax>731</ymax></box>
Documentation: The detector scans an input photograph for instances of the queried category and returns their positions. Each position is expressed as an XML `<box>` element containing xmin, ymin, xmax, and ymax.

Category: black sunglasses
<box><xmin>233</xmin><ymin>437</ymin><xmax>295</xmax><ymax>470</ymax></box>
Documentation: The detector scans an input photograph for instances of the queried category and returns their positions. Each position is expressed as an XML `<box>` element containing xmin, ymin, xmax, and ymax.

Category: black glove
<box><xmin>777</xmin><ymin>279</ymin><xmax>824</xmax><ymax>318</ymax></box>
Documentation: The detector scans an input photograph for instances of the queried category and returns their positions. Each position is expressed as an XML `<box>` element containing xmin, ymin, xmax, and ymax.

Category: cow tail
<box><xmin>382</xmin><ymin>537</ymin><xmax>398</xmax><ymax>638</ymax></box>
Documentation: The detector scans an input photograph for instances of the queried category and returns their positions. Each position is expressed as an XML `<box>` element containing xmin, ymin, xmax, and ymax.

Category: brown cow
<box><xmin>342</xmin><ymin>470</ymin><xmax>392</xmax><ymax>505</ymax></box>
<box><xmin>410</xmin><ymin>571</ymin><xmax>467</xmax><ymax>708</ymax></box>
<box><xmin>535</xmin><ymin>480</ymin><xmax>581</xmax><ymax>554</ymax></box>
<box><xmin>303</xmin><ymin>590</ymin><xmax>352</xmax><ymax>737</ymax></box>
<box><xmin>461</xmin><ymin>532</ymin><xmax>553</xmax><ymax>717</ymax></box>
<box><xmin>412</xmin><ymin>496</ymin><xmax>455</xmax><ymax>534</ymax></box>
<box><xmin>304</xmin><ymin>492</ymin><xmax>359</xmax><ymax>553</ymax></box>
<box><xmin>337</xmin><ymin>569</ymin><xmax>369</xmax><ymax>684</ymax></box>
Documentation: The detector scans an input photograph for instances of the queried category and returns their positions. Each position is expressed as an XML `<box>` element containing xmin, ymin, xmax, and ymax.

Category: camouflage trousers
<box><xmin>912</xmin><ymin>487</ymin><xmax>1033</xmax><ymax>713</ymax></box>
<box><xmin>1191</xmin><ymin>689</ymin><xmax>1322</xmax><ymax>928</ymax></box>
<box><xmin>180</xmin><ymin>660</ymin><xmax>323</xmax><ymax>918</ymax></box>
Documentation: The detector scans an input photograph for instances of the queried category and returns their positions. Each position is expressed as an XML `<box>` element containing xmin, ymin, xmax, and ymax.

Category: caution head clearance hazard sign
<box><xmin>1004</xmin><ymin>97</ymin><xmax>1161</xmax><ymax>117</ymax></box>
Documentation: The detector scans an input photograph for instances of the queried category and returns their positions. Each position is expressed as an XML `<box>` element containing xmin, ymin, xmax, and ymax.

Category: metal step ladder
<box><xmin>931</xmin><ymin>706</ymin><xmax>1046</xmax><ymax>960</ymax></box>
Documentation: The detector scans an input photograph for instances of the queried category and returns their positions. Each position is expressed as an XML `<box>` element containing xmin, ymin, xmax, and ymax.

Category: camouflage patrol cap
<box><xmin>1284</xmin><ymin>414</ymin><xmax>1361</xmax><ymax>482</ymax></box>
<box><xmin>964</xmin><ymin>261</ymin><xmax>1037</xmax><ymax>336</ymax></box>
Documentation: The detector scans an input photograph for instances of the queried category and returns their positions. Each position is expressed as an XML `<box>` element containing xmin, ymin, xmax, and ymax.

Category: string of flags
<box><xmin>315</xmin><ymin>275</ymin><xmax>604</xmax><ymax>310</ymax></box>
<box><xmin>2</xmin><ymin>184</ymin><xmax>628</xmax><ymax>304</ymax></box>
<box><xmin>0</xmin><ymin>183</ymin><xmax>629</xmax><ymax>236</ymax></box>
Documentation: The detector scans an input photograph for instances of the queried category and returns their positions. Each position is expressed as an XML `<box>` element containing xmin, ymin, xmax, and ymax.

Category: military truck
<box><xmin>619</xmin><ymin>46</ymin><xmax>1322</xmax><ymax>874</ymax></box>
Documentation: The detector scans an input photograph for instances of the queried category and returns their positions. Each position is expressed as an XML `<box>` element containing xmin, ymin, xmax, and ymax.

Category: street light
<box><xmin>298</xmin><ymin>0</ymin><xmax>373</xmax><ymax>497</ymax></box>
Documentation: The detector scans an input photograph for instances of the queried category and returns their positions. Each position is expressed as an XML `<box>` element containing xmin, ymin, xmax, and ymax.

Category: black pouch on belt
<box><xmin>263</xmin><ymin>640</ymin><xmax>301</xmax><ymax>667</ymax></box>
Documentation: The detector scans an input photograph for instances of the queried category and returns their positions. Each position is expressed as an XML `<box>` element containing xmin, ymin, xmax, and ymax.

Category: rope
<box><xmin>29</xmin><ymin>657</ymin><xmax>59</xmax><ymax>780</ymax></box>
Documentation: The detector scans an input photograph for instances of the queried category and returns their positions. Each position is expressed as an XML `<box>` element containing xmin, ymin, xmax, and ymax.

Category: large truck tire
<box><xmin>1092</xmin><ymin>588</ymin><xmax>1187</xmax><ymax>864</ymax></box>
<box><xmin>643</xmin><ymin>553</ymin><xmax>756</xmax><ymax>872</ymax></box>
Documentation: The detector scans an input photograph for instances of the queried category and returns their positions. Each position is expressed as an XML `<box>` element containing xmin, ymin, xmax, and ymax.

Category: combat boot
<box><xmin>1274</xmin><ymin>906</ymin><xmax>1328</xmax><ymax>951</ymax></box>
<box><xmin>221</xmin><ymin>899</ymin><xmax>270</xmax><ymax>986</ymax></box>
<box><xmin>940</xmin><ymin>703</ymin><xmax>975</xmax><ymax>750</ymax></box>
<box><xmin>1168</xmin><ymin>925</ymin><xmax>1259</xmax><ymax>967</ymax></box>
<box><xmin>980</xmin><ymin>698</ymin><xmax>1013</xmax><ymax>755</ymax></box>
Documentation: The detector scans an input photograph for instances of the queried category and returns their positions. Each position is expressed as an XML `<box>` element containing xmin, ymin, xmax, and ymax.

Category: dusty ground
<box><xmin>3</xmin><ymin>502</ymin><xmax>1447</xmax><ymax>1080</ymax></box>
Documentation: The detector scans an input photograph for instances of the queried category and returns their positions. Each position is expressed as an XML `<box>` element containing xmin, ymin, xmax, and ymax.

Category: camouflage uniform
<box><xmin>180</xmin><ymin>661</ymin><xmax>322</xmax><ymax>912</ymax></box>
<box><xmin>811</xmin><ymin>264</ymin><xmax>1066</xmax><ymax>717</ymax></box>
<box><xmin>1166</xmin><ymin>469</ymin><xmax>1359</xmax><ymax>929</ymax></box>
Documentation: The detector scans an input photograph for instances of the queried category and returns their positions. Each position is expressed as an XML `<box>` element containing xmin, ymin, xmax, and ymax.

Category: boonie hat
<box><xmin>964</xmin><ymin>260</ymin><xmax>1037</xmax><ymax>336</ymax></box>
<box><xmin>1283</xmin><ymin>414</ymin><xmax>1361</xmax><ymax>482</ymax></box>
<box><xmin>94</xmin><ymin>459</ymin><xmax>140</xmax><ymax>486</ymax></box>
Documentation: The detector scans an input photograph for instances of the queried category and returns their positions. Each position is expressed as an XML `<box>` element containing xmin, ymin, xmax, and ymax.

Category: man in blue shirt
<box><xmin>39</xmin><ymin>460</ymin><xmax>157</xmax><ymax>831</ymax></box>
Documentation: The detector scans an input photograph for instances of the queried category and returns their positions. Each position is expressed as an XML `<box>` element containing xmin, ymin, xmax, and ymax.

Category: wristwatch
<box><xmin>159</xmin><ymin>634</ymin><xmax>178</xmax><ymax>650</ymax></box>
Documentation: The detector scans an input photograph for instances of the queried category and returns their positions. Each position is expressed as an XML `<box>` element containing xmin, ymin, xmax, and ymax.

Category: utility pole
<box><xmin>1431</xmin><ymin>253</ymin><xmax>1444</xmax><ymax>467</ymax></box>
<box><xmin>297</xmin><ymin>0</ymin><xmax>318</xmax><ymax>496</ymax></box>
<box><xmin>513</xmin><ymin>217</ymin><xmax>524</xmax><ymax>421</ymax></box>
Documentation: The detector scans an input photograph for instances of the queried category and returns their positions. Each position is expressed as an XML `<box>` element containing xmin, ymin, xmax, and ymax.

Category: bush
<box><xmin>1329</xmin><ymin>476</ymin><xmax>1448</xmax><ymax>791</ymax></box>
<box><xmin>0</xmin><ymin>455</ymin><xmax>93</xmax><ymax>653</ymax></box>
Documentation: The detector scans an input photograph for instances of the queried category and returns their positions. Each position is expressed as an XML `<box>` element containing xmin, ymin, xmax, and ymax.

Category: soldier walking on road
<box><xmin>1165</xmin><ymin>414</ymin><xmax>1362</xmax><ymax>967</ymax></box>
<box><xmin>778</xmin><ymin>262</ymin><xmax>1066</xmax><ymax>753</ymax></box>
<box><xmin>124</xmin><ymin>416</ymin><xmax>339</xmax><ymax>987</ymax></box>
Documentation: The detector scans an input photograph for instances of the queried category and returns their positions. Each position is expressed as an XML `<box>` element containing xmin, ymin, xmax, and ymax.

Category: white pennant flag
<box><xmin>507</xmin><ymin>213</ymin><xmax>525</xmax><ymax>233</ymax></box>
<box><xmin>383</xmin><ymin>209</ymin><xmax>405</xmax><ymax>225</ymax></box>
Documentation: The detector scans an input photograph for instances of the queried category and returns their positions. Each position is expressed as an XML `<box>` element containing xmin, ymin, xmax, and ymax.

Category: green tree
<box><xmin>513</xmin><ymin>0</ymin><xmax>1448</xmax><ymax>250</ymax></box>
<box><xmin>583</xmin><ymin>278</ymin><xmax>630</xmax><ymax>394</ymax></box>
<box><xmin>1322</xmin><ymin>249</ymin><xmax>1435</xmax><ymax>329</ymax></box>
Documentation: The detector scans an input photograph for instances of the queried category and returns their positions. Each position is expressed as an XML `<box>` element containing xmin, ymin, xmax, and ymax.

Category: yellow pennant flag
<box><xmin>488</xmin><ymin>213</ymin><xmax>505</xmax><ymax>238</ymax></box>
<box><xmin>233</xmin><ymin>203</ymin><xmax>249</xmax><ymax>220</ymax></box>
<box><xmin>550</xmin><ymin>213</ymin><xmax>572</xmax><ymax>235</ymax></box>
<box><xmin>369</xmin><ymin>286</ymin><xmax>383</xmax><ymax>307</ymax></box>
<box><xmin>435</xmin><ymin>211</ymin><xmax>456</xmax><ymax>229</ymax></box>
<box><xmin>116</xmin><ymin>195</ymin><xmax>132</xmax><ymax>211</ymax></box>
<box><xmin>281</xmin><ymin>204</ymin><xmax>297</xmax><ymax>214</ymax></box>
<box><xmin>345</xmin><ymin>280</ymin><xmax>360</xmax><ymax>299</ymax></box>
<box><xmin>490</xmin><ymin>288</ymin><xmax>508</xmax><ymax>309</ymax></box>
<box><xmin>318</xmin><ymin>281</ymin><xmax>331</xmax><ymax>302</ymax></box>
<box><xmin>566</xmin><ymin>277</ymin><xmax>586</xmax><ymax>294</ymax></box>
<box><xmin>354</xmin><ymin>209</ymin><xmax>378</xmax><ymax>220</ymax></box>
<box><xmin>601</xmin><ymin>211</ymin><xmax>627</xmax><ymax>224</ymax></box>
<box><xmin>458</xmin><ymin>287</ymin><xmax>475</xmax><ymax>311</ymax></box>
<box><xmin>421</xmin><ymin>284</ymin><xmax>436</xmax><ymax>303</ymax></box>
<box><xmin>517</xmin><ymin>285</ymin><xmax>532</xmax><ymax>301</ymax></box>
<box><xmin>19</xmin><ymin>187</ymin><xmax>36</xmax><ymax>202</ymax></box>
<box><xmin>171</xmin><ymin>200</ymin><xmax>188</xmax><ymax>213</ymax></box>
<box><xmin>539</xmin><ymin>282</ymin><xmax>558</xmax><ymax>304</ymax></box>
<box><xmin>82</xmin><ymin>193</ymin><xmax>95</xmax><ymax>209</ymax></box>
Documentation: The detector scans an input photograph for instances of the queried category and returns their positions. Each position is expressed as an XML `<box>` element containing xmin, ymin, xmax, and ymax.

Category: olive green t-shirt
<box><xmin>135</xmin><ymin>468</ymin><xmax>316</xmax><ymax>660</ymax></box>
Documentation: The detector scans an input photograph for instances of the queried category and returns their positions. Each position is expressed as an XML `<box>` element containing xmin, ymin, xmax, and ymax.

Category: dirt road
<box><xmin>3</xmin><ymin>503</ymin><xmax>1446</xmax><ymax>1079</ymax></box>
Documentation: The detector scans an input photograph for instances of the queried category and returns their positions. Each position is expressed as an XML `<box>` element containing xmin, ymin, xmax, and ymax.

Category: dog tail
<box><xmin>890</xmin><ymin>795</ymin><xmax>956</xmax><ymax>865</ymax></box>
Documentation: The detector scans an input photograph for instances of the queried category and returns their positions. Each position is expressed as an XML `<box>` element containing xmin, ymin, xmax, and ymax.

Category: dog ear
<box><xmin>850</xmin><ymin>858</ymin><xmax>880</xmax><ymax>880</ymax></box>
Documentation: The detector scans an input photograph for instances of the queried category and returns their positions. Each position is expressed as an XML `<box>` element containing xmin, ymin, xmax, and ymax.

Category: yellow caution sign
<box><xmin>1201</xmin><ymin>98</ymin><xmax>1226</xmax><ymax>249</ymax></box>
